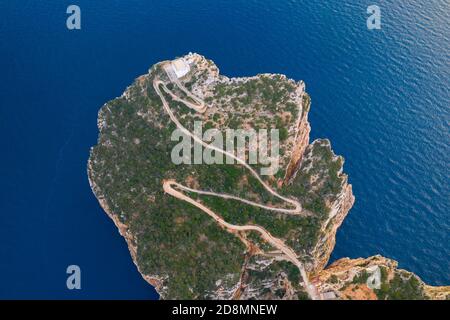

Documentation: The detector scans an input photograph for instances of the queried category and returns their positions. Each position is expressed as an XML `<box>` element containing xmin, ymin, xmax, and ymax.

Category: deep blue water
<box><xmin>0</xmin><ymin>1</ymin><xmax>448</xmax><ymax>298</ymax></box>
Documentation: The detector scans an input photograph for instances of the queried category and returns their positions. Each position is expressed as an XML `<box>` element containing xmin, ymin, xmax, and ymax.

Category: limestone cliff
<box><xmin>284</xmin><ymin>94</ymin><xmax>311</xmax><ymax>185</ymax></box>
<box><xmin>309</xmin><ymin>176</ymin><xmax>354</xmax><ymax>273</ymax></box>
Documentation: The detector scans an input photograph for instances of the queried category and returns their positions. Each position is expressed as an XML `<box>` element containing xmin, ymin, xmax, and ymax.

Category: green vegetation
<box><xmin>375</xmin><ymin>273</ymin><xmax>427</xmax><ymax>300</ymax></box>
<box><xmin>329</xmin><ymin>274</ymin><xmax>339</xmax><ymax>284</ymax></box>
<box><xmin>352</xmin><ymin>270</ymin><xmax>370</xmax><ymax>284</ymax></box>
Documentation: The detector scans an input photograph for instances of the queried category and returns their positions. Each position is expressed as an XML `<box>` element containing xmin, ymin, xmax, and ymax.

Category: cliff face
<box><xmin>309</xmin><ymin>181</ymin><xmax>354</xmax><ymax>272</ymax></box>
<box><xmin>284</xmin><ymin>109</ymin><xmax>311</xmax><ymax>184</ymax></box>
<box><xmin>284</xmin><ymin>95</ymin><xmax>311</xmax><ymax>184</ymax></box>
<box><xmin>88</xmin><ymin>53</ymin><xmax>449</xmax><ymax>300</ymax></box>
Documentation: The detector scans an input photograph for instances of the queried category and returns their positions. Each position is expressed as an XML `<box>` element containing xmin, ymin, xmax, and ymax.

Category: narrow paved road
<box><xmin>154</xmin><ymin>76</ymin><xmax>303</xmax><ymax>215</ymax></box>
<box><xmin>153</xmin><ymin>62</ymin><xmax>319</xmax><ymax>300</ymax></box>
<box><xmin>163</xmin><ymin>180</ymin><xmax>318</xmax><ymax>300</ymax></box>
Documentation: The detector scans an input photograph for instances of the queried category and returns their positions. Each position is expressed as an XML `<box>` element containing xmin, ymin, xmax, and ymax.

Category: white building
<box><xmin>171</xmin><ymin>58</ymin><xmax>190</xmax><ymax>78</ymax></box>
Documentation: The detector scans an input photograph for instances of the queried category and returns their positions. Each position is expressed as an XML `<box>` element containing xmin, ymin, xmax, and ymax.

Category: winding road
<box><xmin>153</xmin><ymin>62</ymin><xmax>319</xmax><ymax>300</ymax></box>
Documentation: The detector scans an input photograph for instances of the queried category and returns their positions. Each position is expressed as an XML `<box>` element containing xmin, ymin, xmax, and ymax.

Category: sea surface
<box><xmin>0</xmin><ymin>1</ymin><xmax>448</xmax><ymax>298</ymax></box>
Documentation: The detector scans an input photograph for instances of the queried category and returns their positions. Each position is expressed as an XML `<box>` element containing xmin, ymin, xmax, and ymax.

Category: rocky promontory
<box><xmin>88</xmin><ymin>53</ymin><xmax>449</xmax><ymax>300</ymax></box>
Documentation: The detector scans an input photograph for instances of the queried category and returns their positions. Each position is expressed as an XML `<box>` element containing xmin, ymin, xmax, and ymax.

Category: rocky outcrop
<box><xmin>312</xmin><ymin>255</ymin><xmax>449</xmax><ymax>300</ymax></box>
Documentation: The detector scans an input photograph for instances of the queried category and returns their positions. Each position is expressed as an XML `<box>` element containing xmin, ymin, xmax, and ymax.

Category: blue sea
<box><xmin>0</xmin><ymin>1</ymin><xmax>448</xmax><ymax>299</ymax></box>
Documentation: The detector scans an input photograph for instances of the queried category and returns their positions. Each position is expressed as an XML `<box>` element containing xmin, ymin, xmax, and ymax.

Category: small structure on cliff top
<box><xmin>171</xmin><ymin>58</ymin><xmax>190</xmax><ymax>78</ymax></box>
